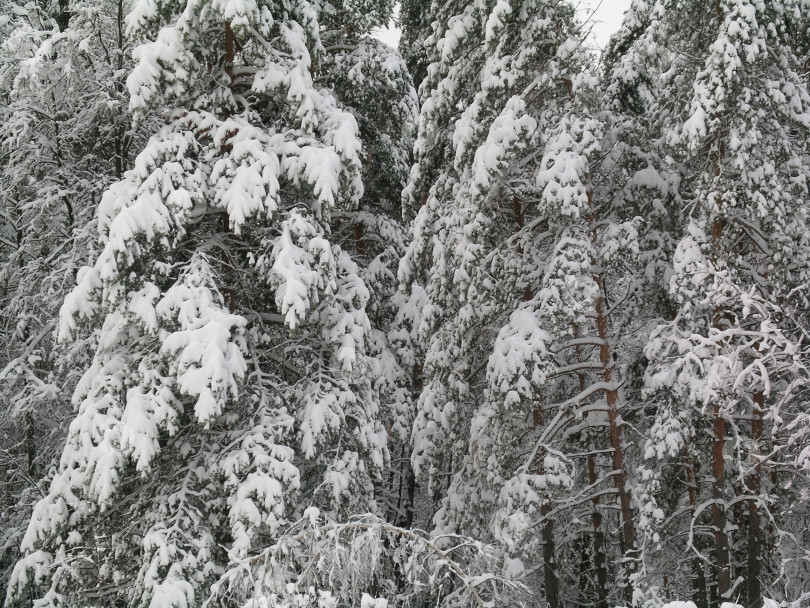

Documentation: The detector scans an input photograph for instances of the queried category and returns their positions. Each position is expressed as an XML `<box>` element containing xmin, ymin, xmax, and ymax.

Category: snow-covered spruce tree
<box><xmin>0</xmin><ymin>0</ymin><xmax>143</xmax><ymax>593</ymax></box>
<box><xmin>398</xmin><ymin>0</ymin><xmax>670</xmax><ymax>605</ymax></box>
<box><xmin>2</xmin><ymin>0</ymin><xmax>423</xmax><ymax>606</ymax></box>
<box><xmin>611</xmin><ymin>1</ymin><xmax>810</xmax><ymax>606</ymax></box>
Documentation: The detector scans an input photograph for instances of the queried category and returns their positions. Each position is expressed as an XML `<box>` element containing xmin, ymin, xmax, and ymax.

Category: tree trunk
<box><xmin>513</xmin><ymin>196</ymin><xmax>533</xmax><ymax>301</ymax></box>
<box><xmin>114</xmin><ymin>0</ymin><xmax>126</xmax><ymax>178</ymax></box>
<box><xmin>746</xmin><ymin>392</ymin><xmax>764</xmax><ymax>608</ymax></box>
<box><xmin>25</xmin><ymin>412</ymin><xmax>35</xmax><ymax>477</ymax></box>
<box><xmin>404</xmin><ymin>466</ymin><xmax>416</xmax><ymax>528</ymax></box>
<box><xmin>517</xmin><ymin>196</ymin><xmax>558</xmax><ymax>604</ymax></box>
<box><xmin>56</xmin><ymin>0</ymin><xmax>71</xmax><ymax>32</ymax></box>
<box><xmin>685</xmin><ymin>450</ymin><xmax>709</xmax><ymax>608</ymax></box>
<box><xmin>710</xmin><ymin>121</ymin><xmax>731</xmax><ymax>599</ymax></box>
<box><xmin>711</xmin><ymin>401</ymin><xmax>730</xmax><ymax>603</ymax></box>
<box><xmin>705</xmin><ymin>24</ymin><xmax>732</xmax><ymax>583</ymax></box>
<box><xmin>575</xmin><ymin>322</ymin><xmax>608</xmax><ymax>608</ymax></box>
<box><xmin>541</xmin><ymin>501</ymin><xmax>559</xmax><ymax>608</ymax></box>
<box><xmin>224</xmin><ymin>21</ymin><xmax>235</xmax><ymax>81</ymax></box>
<box><xmin>534</xmin><ymin>406</ymin><xmax>559</xmax><ymax>608</ymax></box>
<box><xmin>588</xmin><ymin>447</ymin><xmax>609</xmax><ymax>608</ymax></box>
<box><xmin>586</xmin><ymin>186</ymin><xmax>637</xmax><ymax>602</ymax></box>
<box><xmin>353</xmin><ymin>222</ymin><xmax>366</xmax><ymax>256</ymax></box>
<box><xmin>593</xmin><ymin>276</ymin><xmax>637</xmax><ymax>602</ymax></box>
<box><xmin>220</xmin><ymin>21</ymin><xmax>237</xmax><ymax>313</ymax></box>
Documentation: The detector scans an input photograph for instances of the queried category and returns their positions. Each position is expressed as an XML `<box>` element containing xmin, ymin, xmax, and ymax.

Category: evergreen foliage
<box><xmin>0</xmin><ymin>0</ymin><xmax>144</xmax><ymax>591</ymax></box>
<box><xmin>607</xmin><ymin>1</ymin><xmax>810</xmax><ymax>604</ymax></box>
<box><xmin>1</xmin><ymin>0</ymin><xmax>809</xmax><ymax>607</ymax></box>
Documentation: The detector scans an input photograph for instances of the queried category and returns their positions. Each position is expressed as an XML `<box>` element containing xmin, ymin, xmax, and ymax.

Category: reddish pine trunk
<box><xmin>593</xmin><ymin>277</ymin><xmax>638</xmax><ymax>601</ymax></box>
<box><xmin>706</xmin><ymin>39</ymin><xmax>731</xmax><ymax>587</ymax></box>
<box><xmin>710</xmin><ymin>124</ymin><xmax>730</xmax><ymax>599</ymax></box>
<box><xmin>585</xmin><ymin>186</ymin><xmax>637</xmax><ymax>601</ymax></box>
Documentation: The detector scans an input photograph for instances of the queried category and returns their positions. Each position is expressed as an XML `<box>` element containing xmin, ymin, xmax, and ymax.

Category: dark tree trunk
<box><xmin>574</xmin><ymin>322</ymin><xmax>608</xmax><ymax>608</ymax></box>
<box><xmin>513</xmin><ymin>196</ymin><xmax>533</xmax><ymax>301</ymax></box>
<box><xmin>534</xmin><ymin>406</ymin><xmax>559</xmax><ymax>608</ymax></box>
<box><xmin>542</xmin><ymin>501</ymin><xmax>560</xmax><ymax>608</ymax></box>
<box><xmin>711</xmin><ymin>401</ymin><xmax>730</xmax><ymax>603</ymax></box>
<box><xmin>588</xmin><ymin>448</ymin><xmax>609</xmax><ymax>608</ymax></box>
<box><xmin>354</xmin><ymin>222</ymin><xmax>366</xmax><ymax>256</ymax></box>
<box><xmin>686</xmin><ymin>451</ymin><xmax>709</xmax><ymax>608</ymax></box>
<box><xmin>219</xmin><ymin>21</ymin><xmax>237</xmax><ymax>313</ymax></box>
<box><xmin>25</xmin><ymin>412</ymin><xmax>36</xmax><ymax>477</ymax></box>
<box><xmin>746</xmin><ymin>392</ymin><xmax>764</xmax><ymax>608</ymax></box>
<box><xmin>56</xmin><ymin>0</ymin><xmax>71</xmax><ymax>32</ymax></box>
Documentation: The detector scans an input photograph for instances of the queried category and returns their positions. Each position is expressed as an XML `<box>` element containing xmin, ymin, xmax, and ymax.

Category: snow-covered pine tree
<box><xmin>398</xmin><ymin>0</ymin><xmax>434</xmax><ymax>99</ymax></box>
<box><xmin>398</xmin><ymin>0</ymin><xmax>668</xmax><ymax>604</ymax></box>
<box><xmin>314</xmin><ymin>0</ymin><xmax>423</xmax><ymax>533</ymax></box>
<box><xmin>611</xmin><ymin>1</ymin><xmax>810</xmax><ymax>606</ymax></box>
<box><xmin>0</xmin><ymin>0</ymin><xmax>143</xmax><ymax>593</ymax></box>
<box><xmin>4</xmin><ymin>1</ymin><xmax>419</xmax><ymax>606</ymax></box>
<box><xmin>600</xmin><ymin>5</ymin><xmax>697</xmax><ymax>604</ymax></box>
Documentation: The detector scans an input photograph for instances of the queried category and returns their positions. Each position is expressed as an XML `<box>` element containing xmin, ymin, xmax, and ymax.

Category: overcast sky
<box><xmin>373</xmin><ymin>0</ymin><xmax>633</xmax><ymax>50</ymax></box>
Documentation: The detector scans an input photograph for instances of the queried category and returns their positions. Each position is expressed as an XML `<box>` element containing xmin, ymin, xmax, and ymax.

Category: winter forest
<box><xmin>1</xmin><ymin>0</ymin><xmax>810</xmax><ymax>606</ymax></box>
